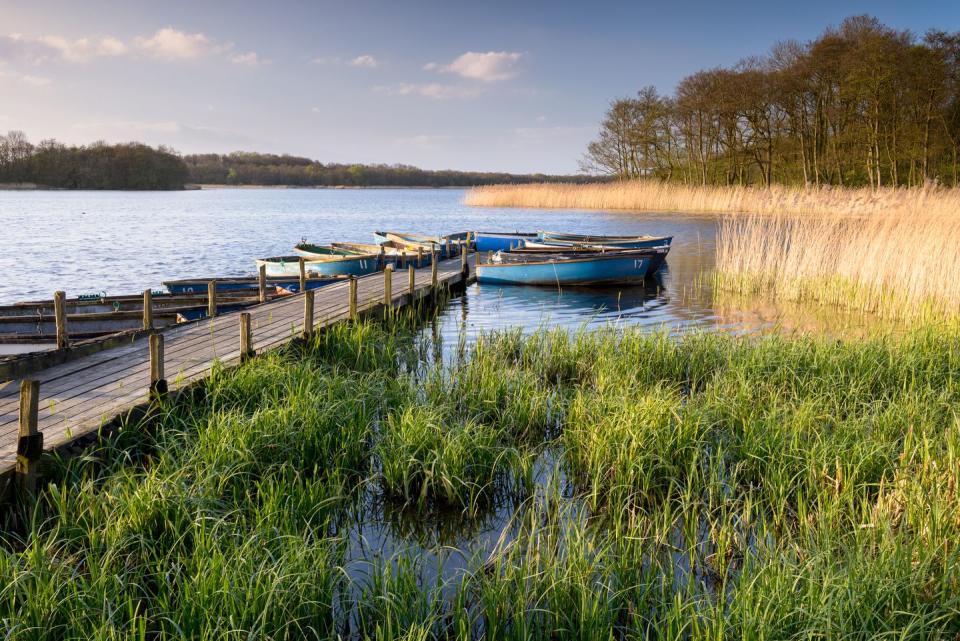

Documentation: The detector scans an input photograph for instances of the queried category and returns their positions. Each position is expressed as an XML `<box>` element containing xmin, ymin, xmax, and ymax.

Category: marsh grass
<box><xmin>1</xmin><ymin>315</ymin><xmax>959</xmax><ymax>639</ymax></box>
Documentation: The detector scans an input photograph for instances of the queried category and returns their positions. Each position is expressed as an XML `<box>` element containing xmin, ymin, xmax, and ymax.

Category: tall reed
<box><xmin>465</xmin><ymin>181</ymin><xmax>960</xmax><ymax>217</ymax></box>
<box><xmin>715</xmin><ymin>209</ymin><xmax>960</xmax><ymax>318</ymax></box>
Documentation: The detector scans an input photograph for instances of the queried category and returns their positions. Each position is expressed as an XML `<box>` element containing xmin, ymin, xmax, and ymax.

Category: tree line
<box><xmin>0</xmin><ymin>132</ymin><xmax>188</xmax><ymax>190</ymax></box>
<box><xmin>182</xmin><ymin>152</ymin><xmax>594</xmax><ymax>187</ymax></box>
<box><xmin>0</xmin><ymin>132</ymin><xmax>595</xmax><ymax>189</ymax></box>
<box><xmin>583</xmin><ymin>15</ymin><xmax>960</xmax><ymax>188</ymax></box>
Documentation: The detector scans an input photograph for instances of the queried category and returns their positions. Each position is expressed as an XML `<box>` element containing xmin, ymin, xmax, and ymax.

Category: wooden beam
<box><xmin>54</xmin><ymin>290</ymin><xmax>68</xmax><ymax>349</ymax></box>
<box><xmin>383</xmin><ymin>265</ymin><xmax>393</xmax><ymax>306</ymax></box>
<box><xmin>142</xmin><ymin>289</ymin><xmax>153</xmax><ymax>330</ymax></box>
<box><xmin>408</xmin><ymin>264</ymin><xmax>415</xmax><ymax>295</ymax></box>
<box><xmin>240</xmin><ymin>312</ymin><xmax>253</xmax><ymax>361</ymax></box>
<box><xmin>348</xmin><ymin>276</ymin><xmax>358</xmax><ymax>319</ymax></box>
<box><xmin>149</xmin><ymin>333</ymin><xmax>167</xmax><ymax>400</ymax></box>
<box><xmin>207</xmin><ymin>281</ymin><xmax>217</xmax><ymax>318</ymax></box>
<box><xmin>16</xmin><ymin>379</ymin><xmax>42</xmax><ymax>495</ymax></box>
<box><xmin>303</xmin><ymin>290</ymin><xmax>315</xmax><ymax>338</ymax></box>
<box><xmin>258</xmin><ymin>264</ymin><xmax>267</xmax><ymax>304</ymax></box>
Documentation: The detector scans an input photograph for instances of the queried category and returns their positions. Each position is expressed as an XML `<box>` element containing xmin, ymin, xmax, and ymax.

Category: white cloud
<box><xmin>424</xmin><ymin>51</ymin><xmax>523</xmax><ymax>82</ymax></box>
<box><xmin>1</xmin><ymin>28</ymin><xmax>257</xmax><ymax>65</ymax></box>
<box><xmin>348</xmin><ymin>54</ymin><xmax>378</xmax><ymax>68</ymax></box>
<box><xmin>133</xmin><ymin>28</ymin><xmax>226</xmax><ymax>61</ymax></box>
<box><xmin>0</xmin><ymin>68</ymin><xmax>52</xmax><ymax>87</ymax></box>
<box><xmin>379</xmin><ymin>82</ymin><xmax>483</xmax><ymax>100</ymax></box>
<box><xmin>230</xmin><ymin>51</ymin><xmax>262</xmax><ymax>66</ymax></box>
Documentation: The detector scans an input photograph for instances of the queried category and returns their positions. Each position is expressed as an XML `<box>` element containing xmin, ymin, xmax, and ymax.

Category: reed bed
<box><xmin>464</xmin><ymin>180</ymin><xmax>960</xmax><ymax>217</ymax></box>
<box><xmin>715</xmin><ymin>209</ymin><xmax>960</xmax><ymax>318</ymax></box>
<box><xmin>2</xmin><ymin>316</ymin><xmax>959</xmax><ymax>639</ymax></box>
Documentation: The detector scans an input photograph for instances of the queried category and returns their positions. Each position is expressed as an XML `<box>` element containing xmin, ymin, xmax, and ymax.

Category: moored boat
<box><xmin>534</xmin><ymin>231</ymin><xmax>673</xmax><ymax>249</ymax></box>
<box><xmin>476</xmin><ymin>250</ymin><xmax>652</xmax><ymax>286</ymax></box>
<box><xmin>293</xmin><ymin>242</ymin><xmax>363</xmax><ymax>260</ymax></box>
<box><xmin>255</xmin><ymin>253</ymin><xmax>381</xmax><ymax>277</ymax></box>
<box><xmin>507</xmin><ymin>245</ymin><xmax>669</xmax><ymax>277</ymax></box>
<box><xmin>473</xmin><ymin>231</ymin><xmax>538</xmax><ymax>253</ymax></box>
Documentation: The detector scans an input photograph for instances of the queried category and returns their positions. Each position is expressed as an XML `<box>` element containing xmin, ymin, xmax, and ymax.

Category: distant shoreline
<box><xmin>0</xmin><ymin>183</ymin><xmax>477</xmax><ymax>191</ymax></box>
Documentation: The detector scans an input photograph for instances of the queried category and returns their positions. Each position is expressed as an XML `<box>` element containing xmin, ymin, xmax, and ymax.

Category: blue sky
<box><xmin>2</xmin><ymin>0</ymin><xmax>958</xmax><ymax>173</ymax></box>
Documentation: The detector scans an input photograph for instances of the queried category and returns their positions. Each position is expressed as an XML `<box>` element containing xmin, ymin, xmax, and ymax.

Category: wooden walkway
<box><xmin>0</xmin><ymin>255</ymin><xmax>474</xmax><ymax>477</ymax></box>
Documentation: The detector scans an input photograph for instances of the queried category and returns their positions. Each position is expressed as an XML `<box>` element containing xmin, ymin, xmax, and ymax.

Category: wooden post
<box><xmin>461</xmin><ymin>242</ymin><xmax>469</xmax><ymax>277</ymax></box>
<box><xmin>53</xmin><ymin>290</ymin><xmax>68</xmax><ymax>349</ymax></box>
<box><xmin>377</xmin><ymin>245</ymin><xmax>385</xmax><ymax>270</ymax></box>
<box><xmin>408</xmin><ymin>264</ymin><xmax>415</xmax><ymax>295</ymax></box>
<box><xmin>383</xmin><ymin>265</ymin><xmax>393</xmax><ymax>305</ymax></box>
<box><xmin>240</xmin><ymin>312</ymin><xmax>253</xmax><ymax>361</ymax></box>
<box><xmin>16</xmin><ymin>380</ymin><xmax>42</xmax><ymax>495</ymax></box>
<box><xmin>431</xmin><ymin>254</ymin><xmax>438</xmax><ymax>288</ymax></box>
<box><xmin>207</xmin><ymin>281</ymin><xmax>217</xmax><ymax>318</ymax></box>
<box><xmin>143</xmin><ymin>289</ymin><xmax>153</xmax><ymax>330</ymax></box>
<box><xmin>303</xmin><ymin>290</ymin><xmax>315</xmax><ymax>338</ymax></box>
<box><xmin>258</xmin><ymin>264</ymin><xmax>267</xmax><ymax>304</ymax></box>
<box><xmin>348</xmin><ymin>276</ymin><xmax>358</xmax><ymax>320</ymax></box>
<box><xmin>299</xmin><ymin>258</ymin><xmax>307</xmax><ymax>293</ymax></box>
<box><xmin>149</xmin><ymin>333</ymin><xmax>167</xmax><ymax>400</ymax></box>
<box><xmin>445</xmin><ymin>239</ymin><xmax>451</xmax><ymax>258</ymax></box>
<box><xmin>417</xmin><ymin>247</ymin><xmax>424</xmax><ymax>268</ymax></box>
<box><xmin>398</xmin><ymin>252</ymin><xmax>405</xmax><ymax>269</ymax></box>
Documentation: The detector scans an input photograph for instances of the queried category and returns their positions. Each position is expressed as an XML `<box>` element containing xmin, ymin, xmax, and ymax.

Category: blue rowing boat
<box><xmin>476</xmin><ymin>251</ymin><xmax>652</xmax><ymax>286</ymax></box>
<box><xmin>474</xmin><ymin>231</ymin><xmax>538</xmax><ymax>253</ymax></box>
<box><xmin>534</xmin><ymin>231</ymin><xmax>673</xmax><ymax>249</ymax></box>
<box><xmin>508</xmin><ymin>245</ymin><xmax>669</xmax><ymax>277</ymax></box>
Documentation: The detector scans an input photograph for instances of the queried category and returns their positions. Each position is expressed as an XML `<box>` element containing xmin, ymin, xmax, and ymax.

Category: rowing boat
<box><xmin>476</xmin><ymin>250</ymin><xmax>652</xmax><ymax>286</ymax></box>
<box><xmin>473</xmin><ymin>231</ymin><xmax>538</xmax><ymax>253</ymax></box>
<box><xmin>254</xmin><ymin>253</ymin><xmax>381</xmax><ymax>277</ymax></box>
<box><xmin>534</xmin><ymin>231</ymin><xmax>673</xmax><ymax>249</ymax></box>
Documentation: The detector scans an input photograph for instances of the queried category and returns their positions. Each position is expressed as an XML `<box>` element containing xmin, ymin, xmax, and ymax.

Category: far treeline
<box><xmin>0</xmin><ymin>131</ymin><xmax>594</xmax><ymax>190</ymax></box>
<box><xmin>584</xmin><ymin>15</ymin><xmax>960</xmax><ymax>188</ymax></box>
<box><xmin>181</xmin><ymin>153</ymin><xmax>595</xmax><ymax>187</ymax></box>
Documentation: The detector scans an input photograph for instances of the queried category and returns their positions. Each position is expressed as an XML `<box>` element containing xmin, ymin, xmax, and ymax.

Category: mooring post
<box><xmin>53</xmin><ymin>290</ymin><xmax>68</xmax><ymax>349</ymax></box>
<box><xmin>383</xmin><ymin>265</ymin><xmax>393</xmax><ymax>306</ymax></box>
<box><xmin>149</xmin><ymin>333</ymin><xmax>167</xmax><ymax>400</ymax></box>
<box><xmin>143</xmin><ymin>288</ymin><xmax>154</xmax><ymax>330</ymax></box>
<box><xmin>16</xmin><ymin>379</ymin><xmax>42</xmax><ymax>496</ymax></box>
<box><xmin>377</xmin><ymin>245</ymin><xmax>385</xmax><ymax>270</ymax></box>
<box><xmin>207</xmin><ymin>281</ymin><xmax>218</xmax><ymax>318</ymax></box>
<box><xmin>258</xmin><ymin>264</ymin><xmax>267</xmax><ymax>304</ymax></box>
<box><xmin>417</xmin><ymin>247</ymin><xmax>423</xmax><ymax>268</ymax></box>
<box><xmin>408</xmin><ymin>264</ymin><xmax>415</xmax><ymax>296</ymax></box>
<box><xmin>239</xmin><ymin>312</ymin><xmax>253</xmax><ymax>361</ymax></box>
<box><xmin>303</xmin><ymin>290</ymin><xmax>315</xmax><ymax>338</ymax></box>
<box><xmin>445</xmin><ymin>239</ymin><xmax>451</xmax><ymax>258</ymax></box>
<box><xmin>431</xmin><ymin>253</ymin><xmax>438</xmax><ymax>289</ymax></box>
<box><xmin>299</xmin><ymin>258</ymin><xmax>307</xmax><ymax>293</ymax></box>
<box><xmin>461</xmin><ymin>241</ymin><xmax>469</xmax><ymax>278</ymax></box>
<box><xmin>348</xmin><ymin>276</ymin><xmax>358</xmax><ymax>320</ymax></box>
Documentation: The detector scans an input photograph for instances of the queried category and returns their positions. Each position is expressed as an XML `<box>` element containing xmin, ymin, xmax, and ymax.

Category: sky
<box><xmin>1</xmin><ymin>0</ymin><xmax>959</xmax><ymax>173</ymax></box>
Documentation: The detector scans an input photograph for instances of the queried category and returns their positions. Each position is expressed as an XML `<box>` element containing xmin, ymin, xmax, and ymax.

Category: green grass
<box><xmin>1</xmin><ymin>315</ymin><xmax>959</xmax><ymax>639</ymax></box>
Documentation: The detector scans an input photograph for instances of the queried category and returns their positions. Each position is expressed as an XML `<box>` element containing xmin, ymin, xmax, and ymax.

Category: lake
<box><xmin>0</xmin><ymin>187</ymin><xmax>874</xmax><ymax>342</ymax></box>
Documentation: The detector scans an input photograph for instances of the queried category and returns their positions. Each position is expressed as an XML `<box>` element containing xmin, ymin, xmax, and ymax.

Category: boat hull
<box><xmin>164</xmin><ymin>276</ymin><xmax>340</xmax><ymax>295</ymax></box>
<box><xmin>476</xmin><ymin>254</ymin><xmax>651</xmax><ymax>286</ymax></box>
<box><xmin>474</xmin><ymin>232</ymin><xmax>537</xmax><ymax>253</ymax></box>
<box><xmin>255</xmin><ymin>255</ymin><xmax>380</xmax><ymax>277</ymax></box>
<box><xmin>527</xmin><ymin>236</ymin><xmax>673</xmax><ymax>250</ymax></box>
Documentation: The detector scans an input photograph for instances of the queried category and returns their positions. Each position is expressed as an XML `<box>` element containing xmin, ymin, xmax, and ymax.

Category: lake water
<box><xmin>0</xmin><ymin>187</ymin><xmax>876</xmax><ymax>342</ymax></box>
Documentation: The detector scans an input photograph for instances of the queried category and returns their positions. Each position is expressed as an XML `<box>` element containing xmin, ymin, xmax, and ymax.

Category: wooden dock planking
<box><xmin>0</xmin><ymin>255</ymin><xmax>473</xmax><ymax>473</ymax></box>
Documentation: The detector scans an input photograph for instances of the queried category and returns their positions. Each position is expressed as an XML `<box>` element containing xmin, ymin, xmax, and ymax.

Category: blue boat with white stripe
<box><xmin>476</xmin><ymin>251</ymin><xmax>652</xmax><ymax>286</ymax></box>
<box><xmin>473</xmin><ymin>231</ymin><xmax>538</xmax><ymax>253</ymax></box>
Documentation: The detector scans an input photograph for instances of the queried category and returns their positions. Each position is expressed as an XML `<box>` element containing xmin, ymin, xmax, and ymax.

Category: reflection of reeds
<box><xmin>715</xmin><ymin>210</ymin><xmax>960</xmax><ymax>319</ymax></box>
<box><xmin>465</xmin><ymin>181</ymin><xmax>960</xmax><ymax>217</ymax></box>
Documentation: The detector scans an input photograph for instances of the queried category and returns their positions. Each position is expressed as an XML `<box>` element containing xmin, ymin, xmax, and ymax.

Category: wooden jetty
<box><xmin>0</xmin><ymin>253</ymin><xmax>475</xmax><ymax>487</ymax></box>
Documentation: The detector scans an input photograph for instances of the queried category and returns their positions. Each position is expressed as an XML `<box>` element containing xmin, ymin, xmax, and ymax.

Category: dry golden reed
<box><xmin>466</xmin><ymin>181</ymin><xmax>960</xmax><ymax>319</ymax></box>
<box><xmin>464</xmin><ymin>181</ymin><xmax>960</xmax><ymax>217</ymax></box>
